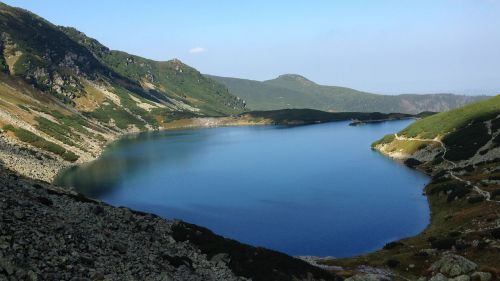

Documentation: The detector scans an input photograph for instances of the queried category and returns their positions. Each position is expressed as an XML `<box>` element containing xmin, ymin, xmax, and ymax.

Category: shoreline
<box><xmin>54</xmin><ymin>115</ymin><xmax>413</xmax><ymax>186</ymax></box>
<box><xmin>53</xmin><ymin>116</ymin><xmax>277</xmax><ymax>185</ymax></box>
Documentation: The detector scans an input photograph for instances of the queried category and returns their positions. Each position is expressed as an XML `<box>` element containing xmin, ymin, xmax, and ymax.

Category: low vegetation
<box><xmin>3</xmin><ymin>124</ymin><xmax>79</xmax><ymax>162</ymax></box>
<box><xmin>242</xmin><ymin>109</ymin><xmax>413</xmax><ymax>125</ymax></box>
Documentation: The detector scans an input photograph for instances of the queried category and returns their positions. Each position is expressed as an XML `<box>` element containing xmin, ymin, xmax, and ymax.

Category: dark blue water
<box><xmin>56</xmin><ymin>120</ymin><xmax>430</xmax><ymax>257</ymax></box>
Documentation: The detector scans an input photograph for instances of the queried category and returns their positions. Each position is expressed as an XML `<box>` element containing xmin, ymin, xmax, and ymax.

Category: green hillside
<box><xmin>400</xmin><ymin>95</ymin><xmax>500</xmax><ymax>139</ymax></box>
<box><xmin>0</xmin><ymin>2</ymin><xmax>244</xmax><ymax>116</ymax></box>
<box><xmin>0</xmin><ymin>2</ymin><xmax>247</xmax><ymax>167</ymax></box>
<box><xmin>208</xmin><ymin>74</ymin><xmax>487</xmax><ymax>114</ymax></box>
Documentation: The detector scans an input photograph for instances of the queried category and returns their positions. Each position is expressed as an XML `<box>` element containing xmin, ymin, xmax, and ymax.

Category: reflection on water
<box><xmin>56</xmin><ymin>121</ymin><xmax>430</xmax><ymax>257</ymax></box>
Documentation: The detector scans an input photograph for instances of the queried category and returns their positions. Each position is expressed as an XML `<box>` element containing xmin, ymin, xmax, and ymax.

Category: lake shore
<box><xmin>1</xmin><ymin>111</ymin><xmax>415</xmax><ymax>184</ymax></box>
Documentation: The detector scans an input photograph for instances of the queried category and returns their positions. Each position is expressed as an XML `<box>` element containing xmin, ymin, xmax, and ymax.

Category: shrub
<box><xmin>404</xmin><ymin>158</ymin><xmax>422</xmax><ymax>168</ymax></box>
<box><xmin>491</xmin><ymin>189</ymin><xmax>500</xmax><ymax>199</ymax></box>
<box><xmin>2</xmin><ymin>124</ymin><xmax>15</xmax><ymax>131</ymax></box>
<box><xmin>431</xmin><ymin>237</ymin><xmax>456</xmax><ymax>249</ymax></box>
<box><xmin>447</xmin><ymin>185</ymin><xmax>471</xmax><ymax>202</ymax></box>
<box><xmin>383</xmin><ymin>241</ymin><xmax>404</xmax><ymax>250</ymax></box>
<box><xmin>492</xmin><ymin>228</ymin><xmax>500</xmax><ymax>239</ymax></box>
<box><xmin>467</xmin><ymin>195</ymin><xmax>485</xmax><ymax>204</ymax></box>
<box><xmin>62</xmin><ymin>151</ymin><xmax>79</xmax><ymax>162</ymax></box>
<box><xmin>5</xmin><ymin>126</ymin><xmax>77</xmax><ymax>161</ymax></box>
<box><xmin>386</xmin><ymin>259</ymin><xmax>400</xmax><ymax>268</ymax></box>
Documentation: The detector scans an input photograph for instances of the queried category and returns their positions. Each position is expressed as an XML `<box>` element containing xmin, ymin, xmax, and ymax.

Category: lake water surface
<box><xmin>57</xmin><ymin>120</ymin><xmax>430</xmax><ymax>257</ymax></box>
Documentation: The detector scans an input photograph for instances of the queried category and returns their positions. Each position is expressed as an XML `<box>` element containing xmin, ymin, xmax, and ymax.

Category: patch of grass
<box><xmin>17</xmin><ymin>104</ymin><xmax>31</xmax><ymax>112</ymax></box>
<box><xmin>89</xmin><ymin>103</ymin><xmax>145</xmax><ymax>130</ymax></box>
<box><xmin>3</xmin><ymin>125</ymin><xmax>79</xmax><ymax>162</ymax></box>
<box><xmin>62</xmin><ymin>150</ymin><xmax>79</xmax><ymax>162</ymax></box>
<box><xmin>371</xmin><ymin>134</ymin><xmax>395</xmax><ymax>147</ymax></box>
<box><xmin>35</xmin><ymin>116</ymin><xmax>79</xmax><ymax>147</ymax></box>
<box><xmin>114</xmin><ymin>87</ymin><xmax>159</xmax><ymax>128</ymax></box>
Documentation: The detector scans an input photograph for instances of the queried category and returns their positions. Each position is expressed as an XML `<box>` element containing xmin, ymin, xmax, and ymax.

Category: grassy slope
<box><xmin>400</xmin><ymin>95</ymin><xmax>500</xmax><ymax>138</ymax></box>
<box><xmin>209</xmin><ymin>74</ymin><xmax>487</xmax><ymax>114</ymax></box>
<box><xmin>60</xmin><ymin>28</ymin><xmax>245</xmax><ymax>116</ymax></box>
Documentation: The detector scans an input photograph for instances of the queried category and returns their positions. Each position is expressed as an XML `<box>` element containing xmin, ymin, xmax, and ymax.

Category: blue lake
<box><xmin>56</xmin><ymin>120</ymin><xmax>430</xmax><ymax>257</ymax></box>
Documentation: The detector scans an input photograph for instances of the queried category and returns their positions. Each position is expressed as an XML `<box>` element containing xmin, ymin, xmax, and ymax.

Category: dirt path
<box><xmin>394</xmin><ymin>133</ymin><xmax>500</xmax><ymax>204</ymax></box>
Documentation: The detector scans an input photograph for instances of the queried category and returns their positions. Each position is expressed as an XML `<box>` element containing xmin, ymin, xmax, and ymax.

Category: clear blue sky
<box><xmin>3</xmin><ymin>0</ymin><xmax>500</xmax><ymax>94</ymax></box>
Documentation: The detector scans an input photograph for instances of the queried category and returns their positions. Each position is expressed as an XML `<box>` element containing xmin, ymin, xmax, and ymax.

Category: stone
<box><xmin>450</xmin><ymin>275</ymin><xmax>470</xmax><ymax>281</ymax></box>
<box><xmin>471</xmin><ymin>272</ymin><xmax>492</xmax><ymax>281</ymax></box>
<box><xmin>430</xmin><ymin>254</ymin><xmax>477</xmax><ymax>277</ymax></box>
<box><xmin>0</xmin><ymin>257</ymin><xmax>14</xmax><ymax>275</ymax></box>
<box><xmin>91</xmin><ymin>205</ymin><xmax>104</xmax><ymax>216</ymax></box>
<box><xmin>90</xmin><ymin>271</ymin><xmax>104</xmax><ymax>280</ymax></box>
<box><xmin>429</xmin><ymin>273</ymin><xmax>448</xmax><ymax>281</ymax></box>
<box><xmin>13</xmin><ymin>211</ymin><xmax>24</xmax><ymax>220</ymax></box>
<box><xmin>211</xmin><ymin>253</ymin><xmax>230</xmax><ymax>266</ymax></box>
<box><xmin>27</xmin><ymin>270</ymin><xmax>37</xmax><ymax>281</ymax></box>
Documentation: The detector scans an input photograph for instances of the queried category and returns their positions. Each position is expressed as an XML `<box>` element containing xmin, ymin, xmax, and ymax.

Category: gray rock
<box><xmin>0</xmin><ymin>257</ymin><xmax>14</xmax><ymax>275</ymax></box>
<box><xmin>430</xmin><ymin>273</ymin><xmax>448</xmax><ymax>281</ymax></box>
<box><xmin>345</xmin><ymin>273</ymin><xmax>391</xmax><ymax>281</ymax></box>
<box><xmin>430</xmin><ymin>254</ymin><xmax>477</xmax><ymax>277</ymax></box>
<box><xmin>211</xmin><ymin>253</ymin><xmax>230</xmax><ymax>266</ymax></box>
<box><xmin>449</xmin><ymin>275</ymin><xmax>470</xmax><ymax>281</ymax></box>
<box><xmin>470</xmin><ymin>272</ymin><xmax>492</xmax><ymax>281</ymax></box>
<box><xmin>13</xmin><ymin>211</ymin><xmax>24</xmax><ymax>220</ymax></box>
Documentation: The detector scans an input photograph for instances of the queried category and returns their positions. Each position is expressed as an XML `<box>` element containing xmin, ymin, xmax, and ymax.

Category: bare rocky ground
<box><xmin>0</xmin><ymin>134</ymin><xmax>68</xmax><ymax>182</ymax></box>
<box><xmin>0</xmin><ymin>165</ymin><xmax>340</xmax><ymax>281</ymax></box>
<box><xmin>0</xmin><ymin>168</ymin><xmax>246</xmax><ymax>281</ymax></box>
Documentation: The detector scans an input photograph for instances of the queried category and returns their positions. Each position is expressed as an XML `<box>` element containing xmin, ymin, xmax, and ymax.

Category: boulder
<box><xmin>430</xmin><ymin>254</ymin><xmax>477</xmax><ymax>277</ymax></box>
<box><xmin>450</xmin><ymin>275</ymin><xmax>470</xmax><ymax>281</ymax></box>
<box><xmin>430</xmin><ymin>273</ymin><xmax>448</xmax><ymax>281</ymax></box>
<box><xmin>470</xmin><ymin>272</ymin><xmax>492</xmax><ymax>281</ymax></box>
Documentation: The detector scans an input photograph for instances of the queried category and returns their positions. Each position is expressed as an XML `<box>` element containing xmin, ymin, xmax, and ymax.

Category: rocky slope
<box><xmin>208</xmin><ymin>74</ymin><xmax>486</xmax><ymax>114</ymax></box>
<box><xmin>0</xmin><ymin>166</ymin><xmax>340</xmax><ymax>281</ymax></box>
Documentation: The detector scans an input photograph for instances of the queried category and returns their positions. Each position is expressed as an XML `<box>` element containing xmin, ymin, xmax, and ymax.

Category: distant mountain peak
<box><xmin>276</xmin><ymin>74</ymin><xmax>313</xmax><ymax>82</ymax></box>
<box><xmin>266</xmin><ymin>74</ymin><xmax>317</xmax><ymax>88</ymax></box>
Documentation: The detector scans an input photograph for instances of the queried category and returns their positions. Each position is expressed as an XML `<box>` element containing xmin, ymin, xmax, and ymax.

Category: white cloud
<box><xmin>189</xmin><ymin>47</ymin><xmax>206</xmax><ymax>54</ymax></box>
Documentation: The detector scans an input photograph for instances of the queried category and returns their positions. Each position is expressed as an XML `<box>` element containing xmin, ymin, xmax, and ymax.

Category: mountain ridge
<box><xmin>208</xmin><ymin>74</ymin><xmax>487</xmax><ymax>114</ymax></box>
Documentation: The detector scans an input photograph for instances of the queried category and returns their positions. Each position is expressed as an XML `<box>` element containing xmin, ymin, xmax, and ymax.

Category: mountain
<box><xmin>0</xmin><ymin>2</ymin><xmax>245</xmax><ymax>116</ymax></box>
<box><xmin>0</xmin><ymin>2</ymin><xmax>246</xmax><ymax>176</ymax></box>
<box><xmin>334</xmin><ymin>95</ymin><xmax>500</xmax><ymax>279</ymax></box>
<box><xmin>208</xmin><ymin>74</ymin><xmax>487</xmax><ymax>114</ymax></box>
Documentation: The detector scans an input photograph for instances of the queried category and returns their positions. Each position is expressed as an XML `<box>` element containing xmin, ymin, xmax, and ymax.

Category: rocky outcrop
<box><xmin>420</xmin><ymin>254</ymin><xmax>493</xmax><ymax>281</ymax></box>
<box><xmin>429</xmin><ymin>254</ymin><xmax>477</xmax><ymax>277</ymax></box>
